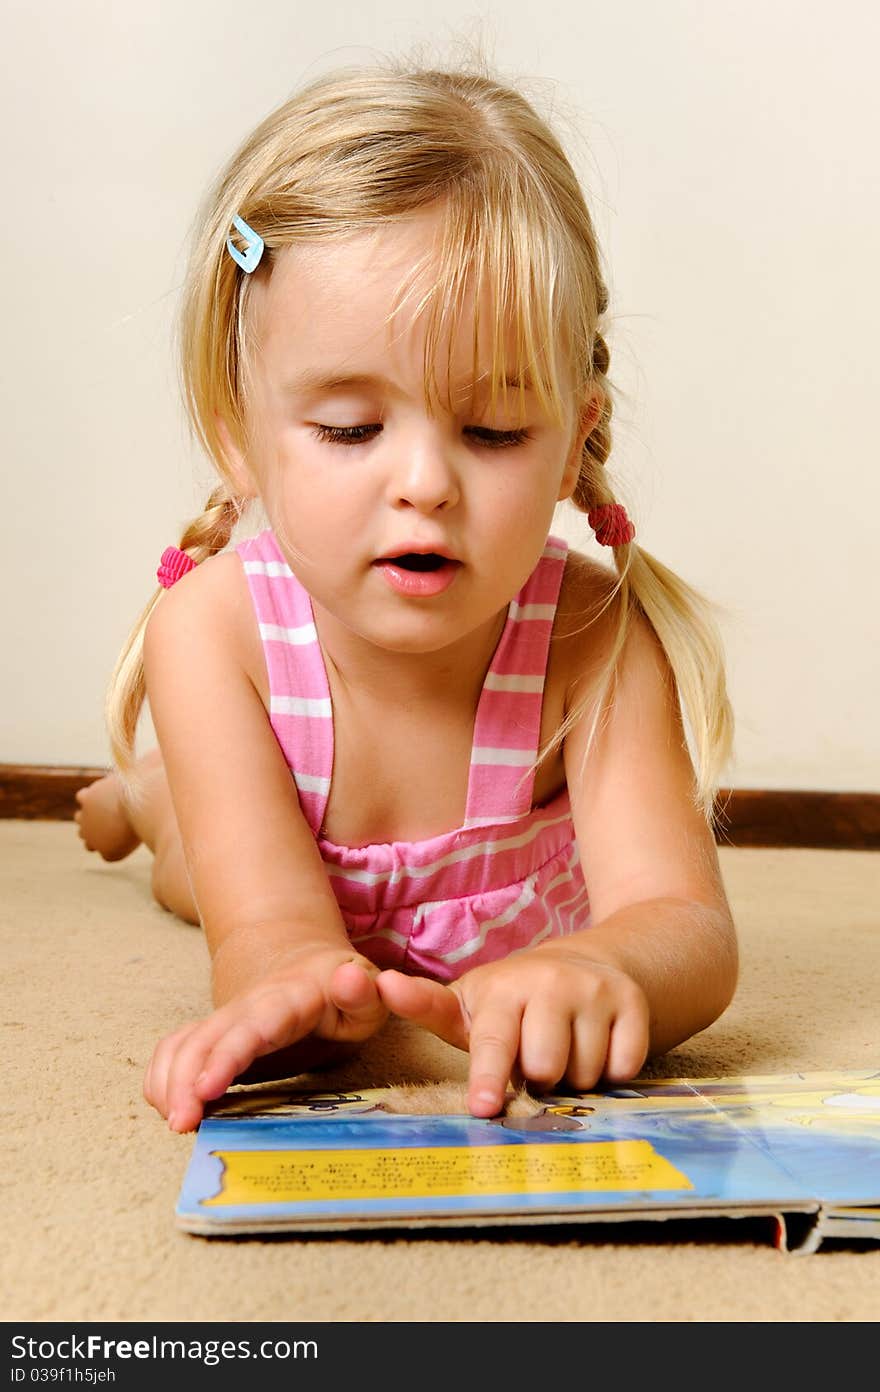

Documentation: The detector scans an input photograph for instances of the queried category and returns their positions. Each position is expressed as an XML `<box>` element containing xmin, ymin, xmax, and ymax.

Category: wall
<box><xmin>3</xmin><ymin>0</ymin><xmax>878</xmax><ymax>790</ymax></box>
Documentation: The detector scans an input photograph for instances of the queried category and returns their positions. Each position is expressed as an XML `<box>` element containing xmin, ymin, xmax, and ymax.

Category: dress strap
<box><xmin>463</xmin><ymin>535</ymin><xmax>568</xmax><ymax>828</ymax></box>
<box><xmin>235</xmin><ymin>530</ymin><xmax>333</xmax><ymax>836</ymax></box>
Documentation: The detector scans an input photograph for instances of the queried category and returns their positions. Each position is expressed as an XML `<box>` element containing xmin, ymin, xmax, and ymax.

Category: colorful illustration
<box><xmin>176</xmin><ymin>1070</ymin><xmax>880</xmax><ymax>1252</ymax></box>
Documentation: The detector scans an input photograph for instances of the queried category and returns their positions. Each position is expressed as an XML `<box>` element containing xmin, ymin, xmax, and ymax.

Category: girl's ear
<box><xmin>215</xmin><ymin>414</ymin><xmax>259</xmax><ymax>498</ymax></box>
<box><xmin>558</xmin><ymin>388</ymin><xmax>604</xmax><ymax>501</ymax></box>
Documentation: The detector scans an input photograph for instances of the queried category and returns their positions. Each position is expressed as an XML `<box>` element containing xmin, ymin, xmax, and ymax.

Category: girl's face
<box><xmin>231</xmin><ymin>204</ymin><xmax>594</xmax><ymax>656</ymax></box>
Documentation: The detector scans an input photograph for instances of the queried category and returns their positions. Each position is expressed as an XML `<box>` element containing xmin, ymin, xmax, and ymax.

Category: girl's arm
<box><xmin>559</xmin><ymin>608</ymin><xmax>738</xmax><ymax>1055</ymax></box>
<box><xmin>377</xmin><ymin>574</ymin><xmax>737</xmax><ymax>1114</ymax></box>
<box><xmin>140</xmin><ymin>555</ymin><xmax>387</xmax><ymax>1128</ymax></box>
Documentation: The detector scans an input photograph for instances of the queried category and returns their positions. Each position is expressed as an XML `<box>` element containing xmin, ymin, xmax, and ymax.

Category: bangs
<box><xmin>388</xmin><ymin>183</ymin><xmax>573</xmax><ymax>428</ymax></box>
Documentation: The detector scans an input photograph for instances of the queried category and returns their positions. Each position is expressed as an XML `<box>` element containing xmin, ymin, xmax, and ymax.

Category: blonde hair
<box><xmin>107</xmin><ymin>50</ymin><xmax>732</xmax><ymax>817</ymax></box>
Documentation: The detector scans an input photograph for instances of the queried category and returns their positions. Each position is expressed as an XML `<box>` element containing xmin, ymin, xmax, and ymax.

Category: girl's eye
<box><xmin>310</xmin><ymin>423</ymin><xmax>533</xmax><ymax>450</ymax></box>
<box><xmin>310</xmin><ymin>423</ymin><xmax>378</xmax><ymax>445</ymax></box>
<box><xmin>467</xmin><ymin>423</ymin><xmax>529</xmax><ymax>445</ymax></box>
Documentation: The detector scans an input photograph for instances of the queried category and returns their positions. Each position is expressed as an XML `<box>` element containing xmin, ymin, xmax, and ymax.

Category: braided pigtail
<box><xmin>552</xmin><ymin>316</ymin><xmax>733</xmax><ymax>820</ymax></box>
<box><xmin>572</xmin><ymin>325</ymin><xmax>614</xmax><ymax>516</ymax></box>
<box><xmin>104</xmin><ymin>487</ymin><xmax>248</xmax><ymax>806</ymax></box>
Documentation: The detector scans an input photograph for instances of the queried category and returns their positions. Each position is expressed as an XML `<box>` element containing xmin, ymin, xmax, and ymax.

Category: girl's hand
<box><xmin>376</xmin><ymin>947</ymin><xmax>650</xmax><ymax>1117</ymax></box>
<box><xmin>144</xmin><ymin>950</ymin><xmax>388</xmax><ymax>1132</ymax></box>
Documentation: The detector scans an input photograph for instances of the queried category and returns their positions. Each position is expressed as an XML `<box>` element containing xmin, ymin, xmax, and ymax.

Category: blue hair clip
<box><xmin>226</xmin><ymin>214</ymin><xmax>264</xmax><ymax>273</ymax></box>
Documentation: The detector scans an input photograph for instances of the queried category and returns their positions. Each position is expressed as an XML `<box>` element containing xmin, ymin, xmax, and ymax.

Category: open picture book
<box><xmin>176</xmin><ymin>1069</ymin><xmax>880</xmax><ymax>1253</ymax></box>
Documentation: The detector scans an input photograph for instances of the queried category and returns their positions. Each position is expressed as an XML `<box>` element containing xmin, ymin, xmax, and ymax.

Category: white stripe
<box><xmin>545</xmin><ymin>843</ymin><xmax>581</xmax><ymax>897</ymax></box>
<box><xmin>416</xmin><ymin>842</ymin><xmax>583</xmax><ymax>956</ymax></box>
<box><xmin>536</xmin><ymin>885</ymin><xmax>590</xmax><ymax>944</ymax></box>
<box><xmin>471</xmin><ymin>746</ymin><xmax>533</xmax><ymax>767</ymax></box>
<box><xmin>293</xmin><ymin>771</ymin><xmax>330</xmax><ymax>794</ymax></box>
<box><xmin>483</xmin><ymin>672</ymin><xmax>544</xmax><ymax>694</ymax></box>
<box><xmin>516</xmin><ymin>848</ymin><xmax>585</xmax><ymax>951</ymax></box>
<box><xmin>563</xmin><ymin>885</ymin><xmax>591</xmax><ymax>934</ymax></box>
<box><xmin>348</xmin><ymin>925</ymin><xmax>411</xmax><ymax>951</ymax></box>
<box><xmin>553</xmin><ymin>847</ymin><xmax>590</xmax><ymax>931</ymax></box>
<box><xmin>550</xmin><ymin>871</ymin><xmax>591</xmax><ymax>935</ymax></box>
<box><xmin>543</xmin><ymin>543</ymin><xmax>567</xmax><ymax>560</ymax></box>
<box><xmin>243</xmin><ymin>559</ymin><xmax>294</xmax><ymax>578</ymax></box>
<box><xmin>259</xmin><ymin>621</ymin><xmax>317</xmax><ymax>645</ymax></box>
<box><xmin>438</xmin><ymin>878</ymin><xmax>538</xmax><ymax>965</ymax></box>
<box><xmin>461</xmin><ymin>813</ymin><xmax>524</xmax><ymax>829</ymax></box>
<box><xmin>323</xmin><ymin>808</ymin><xmax>573</xmax><ymax>887</ymax></box>
<box><xmin>508</xmin><ymin>601</ymin><xmax>556</xmax><ymax>622</ymax></box>
<box><xmin>271</xmin><ymin>696</ymin><xmax>332</xmax><ymax>718</ymax></box>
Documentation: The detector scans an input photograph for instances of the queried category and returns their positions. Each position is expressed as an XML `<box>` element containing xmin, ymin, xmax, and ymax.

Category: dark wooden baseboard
<box><xmin>0</xmin><ymin>763</ymin><xmax>878</xmax><ymax>850</ymax></box>
<box><xmin>712</xmin><ymin>789</ymin><xmax>880</xmax><ymax>850</ymax></box>
<box><xmin>0</xmin><ymin>764</ymin><xmax>109</xmax><ymax>820</ymax></box>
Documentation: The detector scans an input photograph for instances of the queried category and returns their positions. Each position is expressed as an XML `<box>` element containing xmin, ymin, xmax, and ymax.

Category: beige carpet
<box><xmin>2</xmin><ymin>820</ymin><xmax>879</xmax><ymax>1322</ymax></box>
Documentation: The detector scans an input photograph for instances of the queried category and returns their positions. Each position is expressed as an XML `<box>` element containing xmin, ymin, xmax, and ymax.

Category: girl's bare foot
<box><xmin>74</xmin><ymin>772</ymin><xmax>142</xmax><ymax>861</ymax></box>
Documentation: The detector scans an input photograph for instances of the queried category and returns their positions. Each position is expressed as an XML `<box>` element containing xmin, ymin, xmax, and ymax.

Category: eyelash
<box><xmin>311</xmin><ymin>424</ymin><xmax>532</xmax><ymax>449</ymax></box>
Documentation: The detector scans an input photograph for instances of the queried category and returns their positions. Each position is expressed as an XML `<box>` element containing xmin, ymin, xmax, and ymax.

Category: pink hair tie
<box><xmin>157</xmin><ymin>546</ymin><xmax>197</xmax><ymax>589</ymax></box>
<box><xmin>588</xmin><ymin>503</ymin><xmax>635</xmax><ymax>547</ymax></box>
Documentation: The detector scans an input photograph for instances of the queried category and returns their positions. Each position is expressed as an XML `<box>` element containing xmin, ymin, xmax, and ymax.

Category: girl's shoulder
<box><xmin>555</xmin><ymin>546</ymin><xmax>620</xmax><ymax>653</ymax></box>
<box><xmin>151</xmin><ymin>547</ymin><xmax>254</xmax><ymax>628</ymax></box>
<box><xmin>147</xmin><ymin>549</ymin><xmax>268</xmax><ymax>706</ymax></box>
<box><xmin>557</xmin><ymin>545</ymin><xmax>617</xmax><ymax>606</ymax></box>
<box><xmin>552</xmin><ymin>546</ymin><xmax>663</xmax><ymax>707</ymax></box>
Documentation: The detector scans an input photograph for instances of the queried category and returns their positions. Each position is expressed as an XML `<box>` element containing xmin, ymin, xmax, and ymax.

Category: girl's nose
<box><xmin>388</xmin><ymin>440</ymin><xmax>461</xmax><ymax>513</ymax></box>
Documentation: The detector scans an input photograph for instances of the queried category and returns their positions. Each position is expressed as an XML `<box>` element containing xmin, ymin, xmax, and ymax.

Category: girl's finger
<box><xmin>465</xmin><ymin>1004</ymin><xmax>523</xmax><ymax>1118</ymax></box>
<box><xmin>158</xmin><ymin>1005</ymin><xmax>251</xmax><ymax>1127</ymax></box>
<box><xmin>604</xmin><ymin>1000</ymin><xmax>650</xmax><ymax>1083</ymax></box>
<box><xmin>517</xmin><ymin>1001</ymin><xmax>572</xmax><ymax>1092</ymax></box>
<box><xmin>143</xmin><ymin>1022</ymin><xmax>200</xmax><ymax>1117</ymax></box>
<box><xmin>565</xmin><ymin>1011</ymin><xmax>613</xmax><ymax>1093</ymax></box>
<box><xmin>174</xmin><ymin>1017</ymin><xmax>271</xmax><ymax>1125</ymax></box>
<box><xmin>328</xmin><ymin>961</ymin><xmax>388</xmax><ymax>1035</ymax></box>
<box><xmin>375</xmin><ymin>970</ymin><xmax>469</xmax><ymax>1049</ymax></box>
<box><xmin>167</xmin><ymin>982</ymin><xmax>327</xmax><ymax>1129</ymax></box>
<box><xmin>159</xmin><ymin>1013</ymin><xmax>262</xmax><ymax>1131</ymax></box>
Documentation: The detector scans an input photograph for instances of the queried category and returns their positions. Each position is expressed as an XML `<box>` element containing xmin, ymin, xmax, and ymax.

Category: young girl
<box><xmin>75</xmin><ymin>57</ymin><xmax>737</xmax><ymax>1134</ymax></box>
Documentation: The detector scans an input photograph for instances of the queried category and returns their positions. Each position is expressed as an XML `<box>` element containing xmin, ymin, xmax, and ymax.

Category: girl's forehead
<box><xmin>258</xmin><ymin>227</ymin><xmax>471</xmax><ymax>325</ymax></box>
<box><xmin>253</xmin><ymin>231</ymin><xmax>526</xmax><ymax>389</ymax></box>
<box><xmin>261</xmin><ymin>212</ymin><xmax>446</xmax><ymax>311</ymax></box>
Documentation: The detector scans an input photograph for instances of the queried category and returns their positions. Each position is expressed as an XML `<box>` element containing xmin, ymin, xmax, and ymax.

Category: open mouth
<box><xmin>373</xmin><ymin>551</ymin><xmax>462</xmax><ymax>596</ymax></box>
<box><xmin>384</xmin><ymin>552</ymin><xmax>450</xmax><ymax>572</ymax></box>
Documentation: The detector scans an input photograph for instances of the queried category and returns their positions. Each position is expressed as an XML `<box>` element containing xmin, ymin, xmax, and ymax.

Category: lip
<box><xmin>372</xmin><ymin>546</ymin><xmax>462</xmax><ymax>598</ymax></box>
<box><xmin>375</xmin><ymin>540</ymin><xmax>459</xmax><ymax>562</ymax></box>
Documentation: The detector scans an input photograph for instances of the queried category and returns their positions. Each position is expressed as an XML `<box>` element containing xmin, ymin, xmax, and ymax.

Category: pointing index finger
<box><xmin>466</xmin><ymin>1006</ymin><xmax>523</xmax><ymax>1118</ymax></box>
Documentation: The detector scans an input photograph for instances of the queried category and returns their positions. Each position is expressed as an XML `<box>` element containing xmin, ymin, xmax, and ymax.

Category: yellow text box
<box><xmin>203</xmin><ymin>1140</ymin><xmax>692</xmax><ymax>1207</ymax></box>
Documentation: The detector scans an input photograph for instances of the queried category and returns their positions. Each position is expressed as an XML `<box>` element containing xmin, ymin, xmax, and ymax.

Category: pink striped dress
<box><xmin>235</xmin><ymin>530</ymin><xmax>591</xmax><ymax>983</ymax></box>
